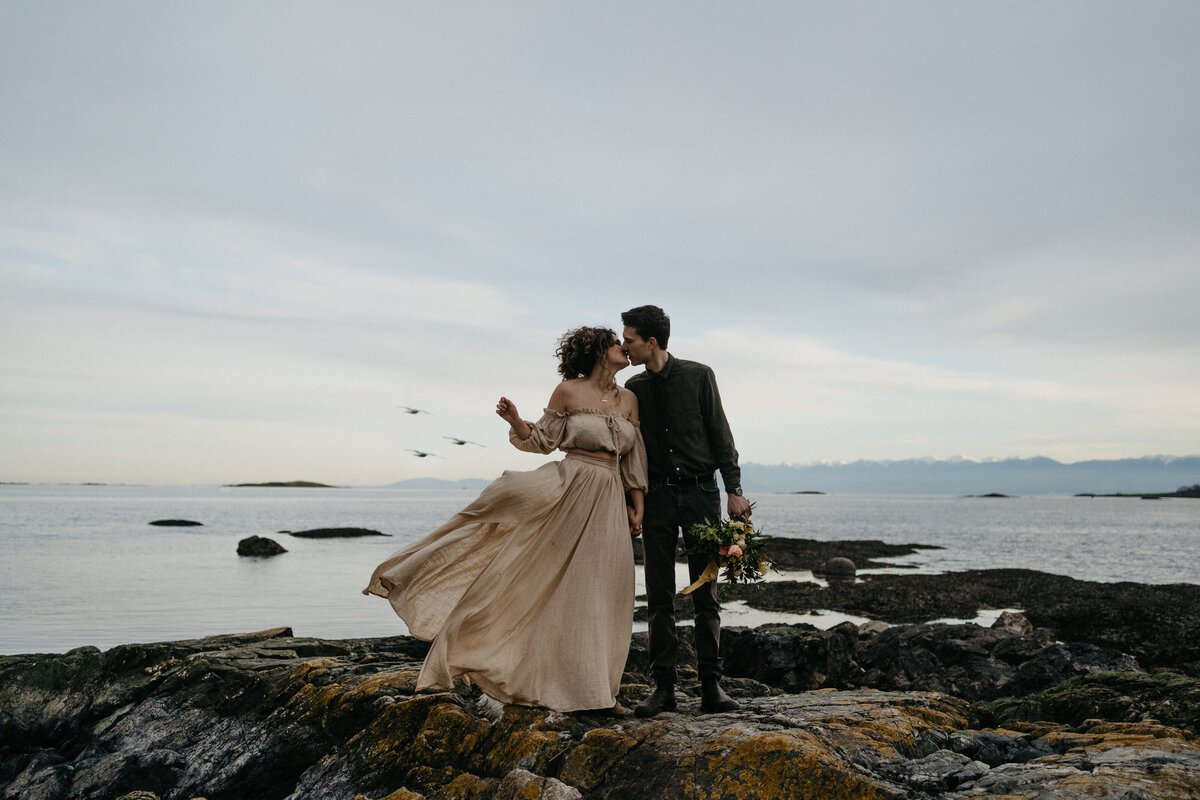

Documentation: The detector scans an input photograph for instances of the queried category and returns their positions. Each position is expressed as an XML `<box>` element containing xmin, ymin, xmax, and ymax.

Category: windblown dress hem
<box><xmin>363</xmin><ymin>409</ymin><xmax>648</xmax><ymax>713</ymax></box>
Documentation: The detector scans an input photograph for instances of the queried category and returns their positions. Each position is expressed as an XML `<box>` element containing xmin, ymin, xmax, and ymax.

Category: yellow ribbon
<box><xmin>680</xmin><ymin>560</ymin><xmax>720</xmax><ymax>595</ymax></box>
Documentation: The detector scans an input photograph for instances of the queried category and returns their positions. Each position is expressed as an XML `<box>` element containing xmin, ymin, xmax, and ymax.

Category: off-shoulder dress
<box><xmin>363</xmin><ymin>407</ymin><xmax>648</xmax><ymax>712</ymax></box>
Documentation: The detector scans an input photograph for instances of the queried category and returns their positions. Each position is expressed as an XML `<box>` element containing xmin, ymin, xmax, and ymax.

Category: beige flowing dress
<box><xmin>363</xmin><ymin>408</ymin><xmax>648</xmax><ymax>712</ymax></box>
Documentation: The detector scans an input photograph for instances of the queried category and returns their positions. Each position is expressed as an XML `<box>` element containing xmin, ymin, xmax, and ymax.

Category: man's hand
<box><xmin>628</xmin><ymin>505</ymin><xmax>644</xmax><ymax>537</ymax></box>
<box><xmin>728</xmin><ymin>493</ymin><xmax>752</xmax><ymax>519</ymax></box>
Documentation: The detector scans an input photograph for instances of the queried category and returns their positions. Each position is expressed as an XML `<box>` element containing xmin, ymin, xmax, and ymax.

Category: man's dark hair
<box><xmin>622</xmin><ymin>305</ymin><xmax>670</xmax><ymax>348</ymax></box>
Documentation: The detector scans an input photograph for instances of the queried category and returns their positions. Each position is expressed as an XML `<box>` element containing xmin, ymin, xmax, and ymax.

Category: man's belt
<box><xmin>649</xmin><ymin>471</ymin><xmax>714</xmax><ymax>488</ymax></box>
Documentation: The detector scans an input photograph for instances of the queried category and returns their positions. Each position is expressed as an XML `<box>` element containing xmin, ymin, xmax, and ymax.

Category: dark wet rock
<box><xmin>236</xmin><ymin>535</ymin><xmax>288</xmax><ymax>556</ymax></box>
<box><xmin>852</xmin><ymin>622</ymin><xmax>1141</xmax><ymax>701</ymax></box>
<box><xmin>720</xmin><ymin>622</ymin><xmax>858</xmax><ymax>692</ymax></box>
<box><xmin>815</xmin><ymin>556</ymin><xmax>857</xmax><ymax>578</ymax></box>
<box><xmin>632</xmin><ymin>535</ymin><xmax>940</xmax><ymax>570</ymax></box>
<box><xmin>226</xmin><ymin>481</ymin><xmax>335</xmax><ymax>488</ymax></box>
<box><xmin>284</xmin><ymin>527</ymin><xmax>390</xmax><ymax>538</ymax></box>
<box><xmin>724</xmin><ymin>567</ymin><xmax>1200</xmax><ymax>677</ymax></box>
<box><xmin>147</xmin><ymin>519</ymin><xmax>202</xmax><ymax>527</ymax></box>
<box><xmin>946</xmin><ymin>727</ymin><xmax>1034</xmax><ymax>767</ymax></box>
<box><xmin>4</xmin><ymin>632</ymin><xmax>1200</xmax><ymax>800</ymax></box>
<box><xmin>878</xmin><ymin>748</ymin><xmax>990</xmax><ymax>793</ymax></box>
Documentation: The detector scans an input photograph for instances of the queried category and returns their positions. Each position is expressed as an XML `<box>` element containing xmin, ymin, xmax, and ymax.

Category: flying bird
<box><xmin>443</xmin><ymin>436</ymin><xmax>485</xmax><ymax>447</ymax></box>
<box><xmin>399</xmin><ymin>406</ymin><xmax>432</xmax><ymax>415</ymax></box>
<box><xmin>406</xmin><ymin>449</ymin><xmax>441</xmax><ymax>458</ymax></box>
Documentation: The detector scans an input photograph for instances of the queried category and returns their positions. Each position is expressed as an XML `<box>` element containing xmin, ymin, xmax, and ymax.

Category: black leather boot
<box><xmin>634</xmin><ymin>682</ymin><xmax>677</xmax><ymax>717</ymax></box>
<box><xmin>700</xmin><ymin>678</ymin><xmax>739</xmax><ymax>713</ymax></box>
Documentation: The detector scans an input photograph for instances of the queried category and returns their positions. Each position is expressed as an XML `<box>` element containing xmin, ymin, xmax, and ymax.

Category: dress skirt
<box><xmin>363</xmin><ymin>452</ymin><xmax>635</xmax><ymax>712</ymax></box>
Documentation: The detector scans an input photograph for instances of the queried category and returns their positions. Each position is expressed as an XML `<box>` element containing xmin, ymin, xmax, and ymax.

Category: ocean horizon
<box><xmin>9</xmin><ymin>452</ymin><xmax>1197</xmax><ymax>496</ymax></box>
<box><xmin>2</xmin><ymin>483</ymin><xmax>1198</xmax><ymax>656</ymax></box>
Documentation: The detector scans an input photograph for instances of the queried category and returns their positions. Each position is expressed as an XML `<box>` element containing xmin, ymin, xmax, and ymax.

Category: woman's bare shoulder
<box><xmin>618</xmin><ymin>386</ymin><xmax>639</xmax><ymax>420</ymax></box>
<box><xmin>547</xmin><ymin>379</ymin><xmax>579</xmax><ymax>412</ymax></box>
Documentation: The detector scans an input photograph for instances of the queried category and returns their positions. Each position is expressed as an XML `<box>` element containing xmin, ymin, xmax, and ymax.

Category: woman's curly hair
<box><xmin>556</xmin><ymin>326</ymin><xmax>619</xmax><ymax>380</ymax></box>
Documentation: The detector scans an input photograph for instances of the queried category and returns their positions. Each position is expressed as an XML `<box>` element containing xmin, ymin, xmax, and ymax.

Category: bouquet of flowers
<box><xmin>680</xmin><ymin>511</ymin><xmax>770</xmax><ymax>595</ymax></box>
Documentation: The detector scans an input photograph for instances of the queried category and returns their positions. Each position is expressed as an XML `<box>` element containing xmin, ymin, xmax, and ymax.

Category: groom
<box><xmin>622</xmin><ymin>305</ymin><xmax>752</xmax><ymax>716</ymax></box>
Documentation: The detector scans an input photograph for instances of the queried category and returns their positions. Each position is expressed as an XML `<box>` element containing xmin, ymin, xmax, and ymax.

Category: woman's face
<box><xmin>606</xmin><ymin>340</ymin><xmax>630</xmax><ymax>371</ymax></box>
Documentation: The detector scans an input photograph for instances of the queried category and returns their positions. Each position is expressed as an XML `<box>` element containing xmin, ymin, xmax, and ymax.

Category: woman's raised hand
<box><xmin>496</xmin><ymin>396</ymin><xmax>521</xmax><ymax>426</ymax></box>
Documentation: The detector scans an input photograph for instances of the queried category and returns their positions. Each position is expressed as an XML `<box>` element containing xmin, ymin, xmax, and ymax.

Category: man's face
<box><xmin>622</xmin><ymin>326</ymin><xmax>653</xmax><ymax>366</ymax></box>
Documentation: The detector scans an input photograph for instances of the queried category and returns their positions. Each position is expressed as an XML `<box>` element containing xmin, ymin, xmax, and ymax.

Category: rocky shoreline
<box><xmin>4</xmin><ymin>549</ymin><xmax>1200</xmax><ymax>799</ymax></box>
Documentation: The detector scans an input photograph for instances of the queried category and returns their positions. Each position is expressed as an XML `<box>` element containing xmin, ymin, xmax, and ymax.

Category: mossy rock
<box><xmin>978</xmin><ymin>670</ymin><xmax>1200</xmax><ymax>734</ymax></box>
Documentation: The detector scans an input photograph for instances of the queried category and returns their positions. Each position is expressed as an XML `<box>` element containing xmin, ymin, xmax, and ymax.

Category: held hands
<box><xmin>728</xmin><ymin>493</ymin><xmax>753</xmax><ymax>520</ymax></box>
<box><xmin>627</xmin><ymin>504</ymin><xmax>644</xmax><ymax>537</ymax></box>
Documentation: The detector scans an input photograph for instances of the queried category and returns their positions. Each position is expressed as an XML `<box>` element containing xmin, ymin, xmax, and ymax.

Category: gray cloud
<box><xmin>2</xmin><ymin>2</ymin><xmax>1198</xmax><ymax>483</ymax></box>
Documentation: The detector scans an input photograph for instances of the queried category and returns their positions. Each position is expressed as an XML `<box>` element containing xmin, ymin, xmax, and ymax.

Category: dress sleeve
<box><xmin>509</xmin><ymin>409</ymin><xmax>569</xmax><ymax>454</ymax></box>
<box><xmin>620</xmin><ymin>424</ymin><xmax>649</xmax><ymax>493</ymax></box>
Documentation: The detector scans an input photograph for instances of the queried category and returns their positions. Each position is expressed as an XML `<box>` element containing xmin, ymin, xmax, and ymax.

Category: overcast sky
<box><xmin>2</xmin><ymin>1</ymin><xmax>1198</xmax><ymax>486</ymax></box>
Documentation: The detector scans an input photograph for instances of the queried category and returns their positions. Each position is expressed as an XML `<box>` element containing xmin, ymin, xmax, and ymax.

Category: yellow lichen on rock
<box><xmin>483</xmin><ymin>728</ymin><xmax>568</xmax><ymax>775</ymax></box>
<box><xmin>1039</xmin><ymin>730</ymin><xmax>1104</xmax><ymax>751</ymax></box>
<box><xmin>556</xmin><ymin>726</ymin><xmax>647</xmax><ymax>791</ymax></box>
<box><xmin>1079</xmin><ymin>719</ymin><xmax>1195</xmax><ymax>740</ymax></box>
<box><xmin>898</xmin><ymin>697</ymin><xmax>973</xmax><ymax>730</ymax></box>
<box><xmin>813</xmin><ymin>694</ymin><xmax>970</xmax><ymax>760</ymax></box>
<box><xmin>345</xmin><ymin>670</ymin><xmax>421</xmax><ymax>699</ymax></box>
<box><xmin>407</xmin><ymin>701</ymin><xmax>492</xmax><ymax>772</ymax></box>
<box><xmin>375</xmin><ymin>789</ymin><xmax>426</xmax><ymax>800</ymax></box>
<box><xmin>704</xmin><ymin>730</ymin><xmax>892</xmax><ymax>800</ymax></box>
<box><xmin>287</xmin><ymin>658</ymin><xmax>342</xmax><ymax>685</ymax></box>
<box><xmin>352</xmin><ymin>695</ymin><xmax>451</xmax><ymax>772</ymax></box>
<box><xmin>1053</xmin><ymin>768</ymin><xmax>1199</xmax><ymax>800</ymax></box>
<box><xmin>428</xmin><ymin>771</ymin><xmax>495</xmax><ymax>799</ymax></box>
<box><xmin>1078</xmin><ymin>733</ymin><xmax>1198</xmax><ymax>758</ymax></box>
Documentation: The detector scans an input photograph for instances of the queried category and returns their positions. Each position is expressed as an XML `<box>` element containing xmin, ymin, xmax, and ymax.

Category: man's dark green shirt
<box><xmin>626</xmin><ymin>354</ymin><xmax>742</xmax><ymax>493</ymax></box>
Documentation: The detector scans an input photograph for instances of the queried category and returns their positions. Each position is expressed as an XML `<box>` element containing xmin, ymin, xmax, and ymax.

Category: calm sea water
<box><xmin>2</xmin><ymin>484</ymin><xmax>1197</xmax><ymax>655</ymax></box>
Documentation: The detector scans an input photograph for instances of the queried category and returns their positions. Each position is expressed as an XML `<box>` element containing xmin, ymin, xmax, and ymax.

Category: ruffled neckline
<box><xmin>542</xmin><ymin>407</ymin><xmax>637</xmax><ymax>424</ymax></box>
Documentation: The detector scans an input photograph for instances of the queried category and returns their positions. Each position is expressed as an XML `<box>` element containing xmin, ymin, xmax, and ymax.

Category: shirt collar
<box><xmin>650</xmin><ymin>353</ymin><xmax>676</xmax><ymax>380</ymax></box>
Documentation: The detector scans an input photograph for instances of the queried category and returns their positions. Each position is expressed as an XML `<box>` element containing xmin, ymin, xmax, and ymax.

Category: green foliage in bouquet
<box><xmin>681</xmin><ymin>509</ymin><xmax>771</xmax><ymax>594</ymax></box>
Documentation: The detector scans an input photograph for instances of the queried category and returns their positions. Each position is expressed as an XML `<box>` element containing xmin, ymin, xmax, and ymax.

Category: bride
<box><xmin>363</xmin><ymin>326</ymin><xmax>647</xmax><ymax>714</ymax></box>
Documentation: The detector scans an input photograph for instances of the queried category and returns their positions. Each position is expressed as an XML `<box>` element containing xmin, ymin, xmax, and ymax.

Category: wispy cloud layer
<box><xmin>2</xmin><ymin>2</ymin><xmax>1198</xmax><ymax>484</ymax></box>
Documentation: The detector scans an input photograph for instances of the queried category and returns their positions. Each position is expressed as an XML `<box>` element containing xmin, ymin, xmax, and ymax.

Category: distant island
<box><xmin>219</xmin><ymin>457</ymin><xmax>1200</xmax><ymax>495</ymax></box>
<box><xmin>1076</xmin><ymin>483</ymin><xmax>1200</xmax><ymax>499</ymax></box>
<box><xmin>225</xmin><ymin>481</ymin><xmax>337</xmax><ymax>488</ymax></box>
<box><xmin>740</xmin><ymin>455</ymin><xmax>1200</xmax><ymax>495</ymax></box>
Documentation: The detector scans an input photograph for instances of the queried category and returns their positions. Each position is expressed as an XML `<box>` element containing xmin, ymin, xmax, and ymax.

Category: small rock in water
<box><xmin>817</xmin><ymin>556</ymin><xmax>857</xmax><ymax>579</ymax></box>
<box><xmin>287</xmin><ymin>527</ymin><xmax>390</xmax><ymax>538</ymax></box>
<box><xmin>858</xmin><ymin>619</ymin><xmax>890</xmax><ymax>637</ymax></box>
<box><xmin>202</xmin><ymin>626</ymin><xmax>292</xmax><ymax>640</ymax></box>
<box><xmin>991</xmin><ymin>610</ymin><xmax>1033</xmax><ymax>636</ymax></box>
<box><xmin>237</xmin><ymin>536</ymin><xmax>288</xmax><ymax>556</ymax></box>
<box><xmin>149</xmin><ymin>519</ymin><xmax>203</xmax><ymax>527</ymax></box>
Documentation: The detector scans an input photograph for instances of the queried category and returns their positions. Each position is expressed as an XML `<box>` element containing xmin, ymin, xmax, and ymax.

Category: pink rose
<box><xmin>718</xmin><ymin>546</ymin><xmax>730</xmax><ymax>557</ymax></box>
<box><xmin>728</xmin><ymin>544</ymin><xmax>743</xmax><ymax>557</ymax></box>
